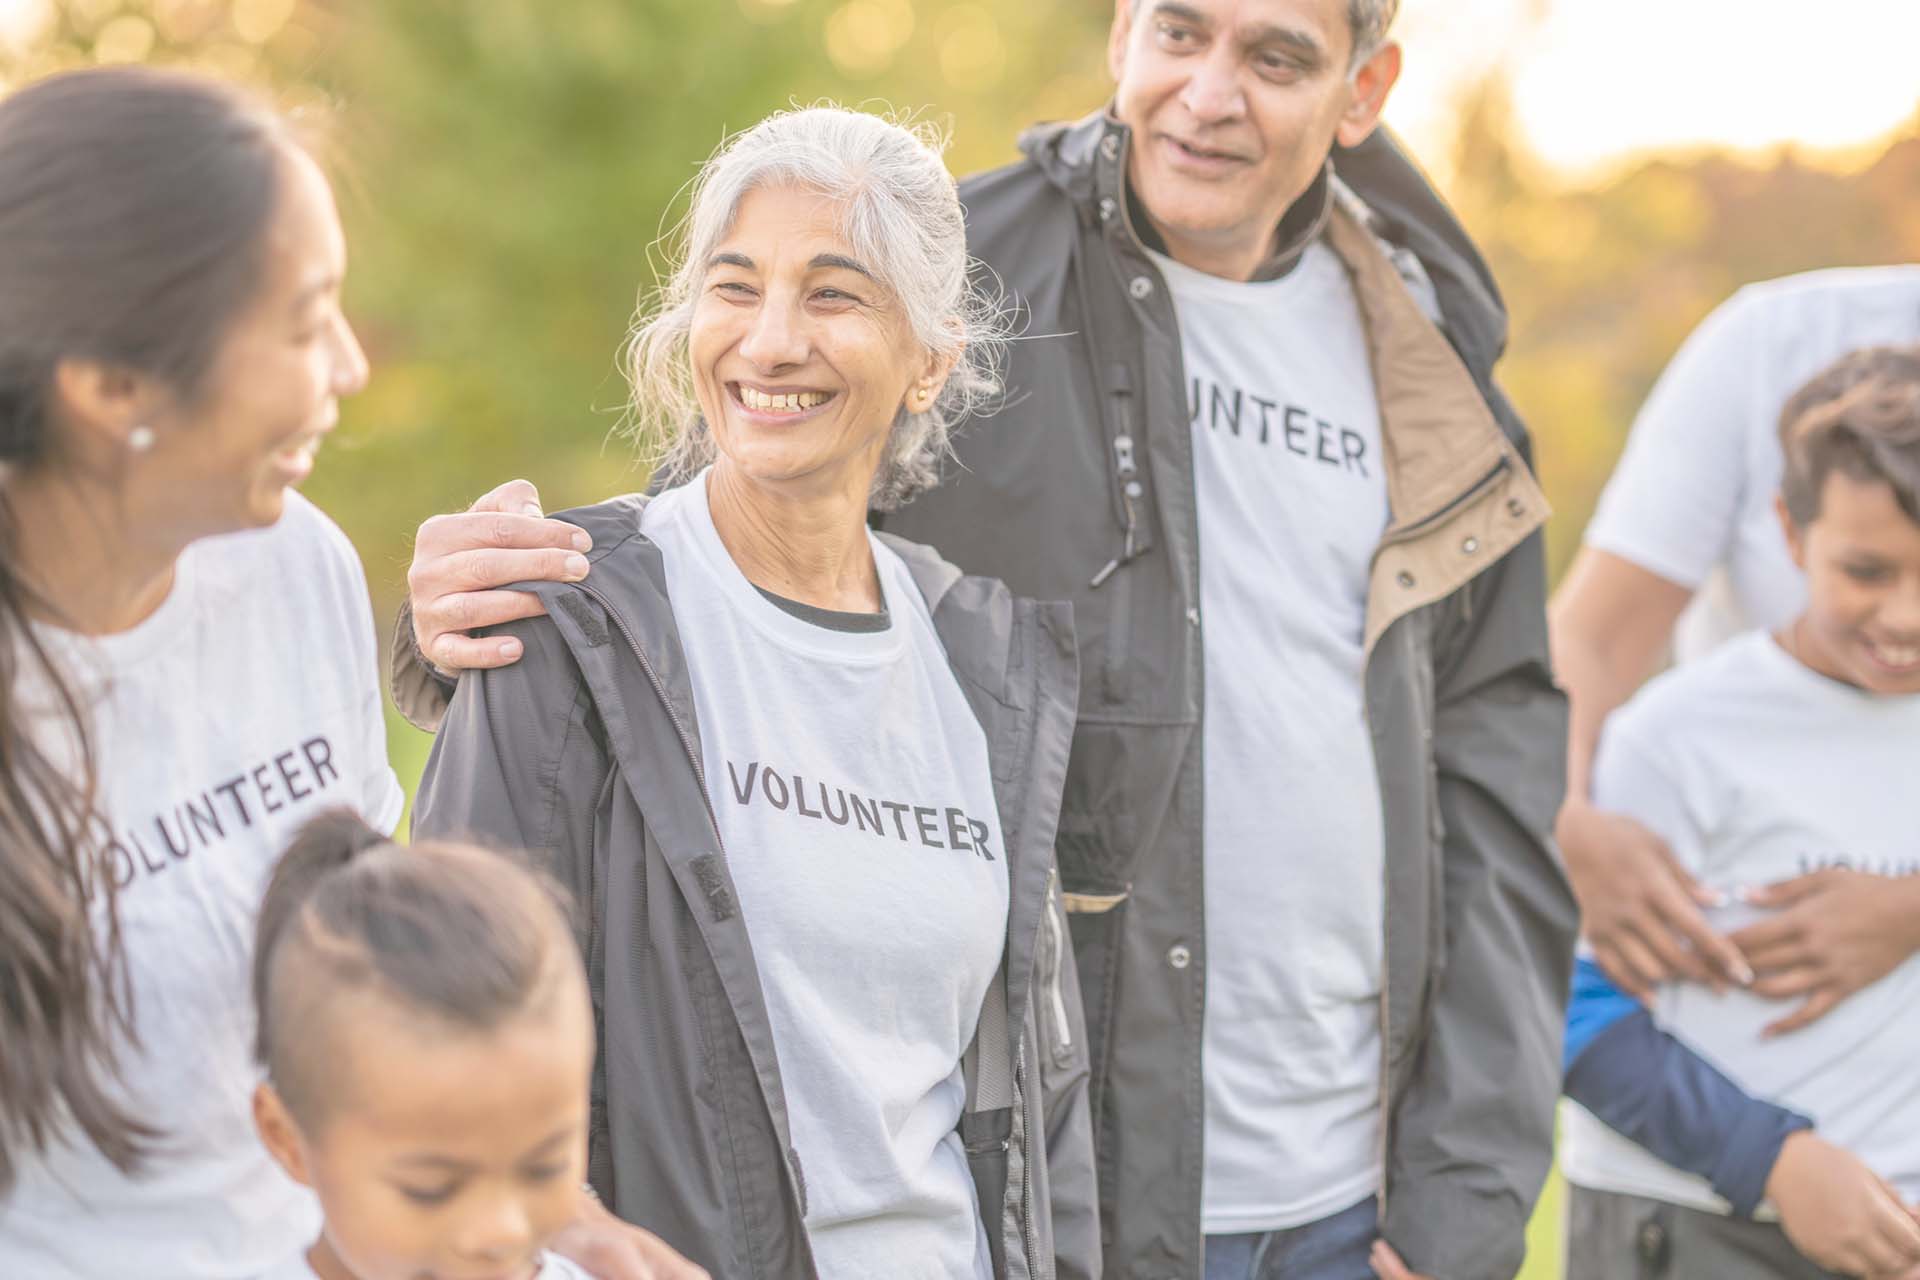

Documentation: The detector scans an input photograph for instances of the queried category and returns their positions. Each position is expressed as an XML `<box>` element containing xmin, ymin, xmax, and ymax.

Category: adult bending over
<box><xmin>405</xmin><ymin>107</ymin><xmax>1097</xmax><ymax>1280</ymax></box>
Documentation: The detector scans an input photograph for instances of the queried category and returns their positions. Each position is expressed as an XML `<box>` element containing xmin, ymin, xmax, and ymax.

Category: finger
<box><xmin>1370</xmin><ymin>1240</ymin><xmax>1416</xmax><ymax>1280</ymax></box>
<box><xmin>1741</xmin><ymin>871</ymin><xmax>1831</xmax><ymax>909</ymax></box>
<box><xmin>419</xmin><ymin>587</ymin><xmax>551</xmax><ymax>644</ymax></box>
<box><xmin>469</xmin><ymin>477</ymin><xmax>544</xmax><ymax>517</ymax></box>
<box><xmin>1651</xmin><ymin>886</ymin><xmax>1753</xmax><ymax>986</ymax></box>
<box><xmin>1764</xmin><ymin>988</ymin><xmax>1841</xmax><ymax>1037</ymax></box>
<box><xmin>1604</xmin><ymin>932</ymin><xmax>1677</xmax><ymax>998</ymax></box>
<box><xmin>430</xmin><ymin>630</ymin><xmax>528</xmax><ymax>672</ymax></box>
<box><xmin>1633</xmin><ymin>913</ymin><xmax>1717</xmax><ymax>988</ymax></box>
<box><xmin>415</xmin><ymin>509</ymin><xmax>590</xmax><ymax>559</ymax></box>
<box><xmin>1748</xmin><ymin>967</ymin><xmax>1823</xmax><ymax>1000</ymax></box>
<box><xmin>1871</xmin><ymin>1198</ymin><xmax>1920</xmax><ymax>1273</ymax></box>
<box><xmin>1727</xmin><ymin>915</ymin><xmax>1805</xmax><ymax>969</ymax></box>
<box><xmin>425</xmin><ymin>545</ymin><xmax>591</xmax><ymax>597</ymax></box>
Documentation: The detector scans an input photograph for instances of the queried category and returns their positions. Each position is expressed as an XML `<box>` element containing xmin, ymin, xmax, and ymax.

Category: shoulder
<box><xmin>1610</xmin><ymin>634</ymin><xmax>1770</xmax><ymax>751</ymax></box>
<box><xmin>192</xmin><ymin>490</ymin><xmax>370</xmax><ymax>608</ymax></box>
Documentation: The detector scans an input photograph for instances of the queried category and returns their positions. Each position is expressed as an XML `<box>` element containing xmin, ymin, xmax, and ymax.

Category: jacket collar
<box><xmin>1023</xmin><ymin>110</ymin><xmax>1333</xmax><ymax>282</ymax></box>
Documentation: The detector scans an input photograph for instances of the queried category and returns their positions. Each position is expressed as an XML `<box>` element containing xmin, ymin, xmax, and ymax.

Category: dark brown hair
<box><xmin>0</xmin><ymin>67</ymin><xmax>293</xmax><ymax>1193</ymax></box>
<box><xmin>1779</xmin><ymin>344</ymin><xmax>1920</xmax><ymax>528</ymax></box>
<box><xmin>252</xmin><ymin>810</ymin><xmax>578</xmax><ymax>1125</ymax></box>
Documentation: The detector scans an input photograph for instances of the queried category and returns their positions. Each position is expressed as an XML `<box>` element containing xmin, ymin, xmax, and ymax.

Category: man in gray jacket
<box><xmin>404</xmin><ymin>2</ymin><xmax>1576</xmax><ymax>1277</ymax></box>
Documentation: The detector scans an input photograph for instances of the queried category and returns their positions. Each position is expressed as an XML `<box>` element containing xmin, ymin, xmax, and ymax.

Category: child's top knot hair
<box><xmin>1779</xmin><ymin>344</ymin><xmax>1920</xmax><ymax>528</ymax></box>
<box><xmin>251</xmin><ymin>808</ymin><xmax>578</xmax><ymax>1125</ymax></box>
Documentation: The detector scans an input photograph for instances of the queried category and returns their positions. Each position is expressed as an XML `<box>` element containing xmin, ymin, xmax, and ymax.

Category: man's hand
<box><xmin>1768</xmin><ymin>1131</ymin><xmax>1920</xmax><ymax>1278</ymax></box>
<box><xmin>550</xmin><ymin>1191</ymin><xmax>710</xmax><ymax>1280</ymax></box>
<box><xmin>1556</xmin><ymin>796</ymin><xmax>1752</xmax><ymax>999</ymax></box>
<box><xmin>1369</xmin><ymin>1239</ymin><xmax>1435</xmax><ymax>1280</ymax></box>
<box><xmin>408</xmin><ymin>479</ymin><xmax>593</xmax><ymax>673</ymax></box>
<box><xmin>1731</xmin><ymin>870</ymin><xmax>1920</xmax><ymax>1036</ymax></box>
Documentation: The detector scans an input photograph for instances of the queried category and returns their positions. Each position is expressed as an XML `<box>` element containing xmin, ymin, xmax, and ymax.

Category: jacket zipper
<box><xmin>1043</xmin><ymin>871</ymin><xmax>1073</xmax><ymax>1063</ymax></box>
<box><xmin>1019</xmin><ymin>1040</ymin><xmax>1048</xmax><ymax>1280</ymax></box>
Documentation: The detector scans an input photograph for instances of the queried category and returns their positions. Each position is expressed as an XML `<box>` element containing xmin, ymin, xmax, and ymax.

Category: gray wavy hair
<box><xmin>1350</xmin><ymin>0</ymin><xmax>1399</xmax><ymax>65</ymax></box>
<box><xmin>625</xmin><ymin>105</ymin><xmax>1007</xmax><ymax>511</ymax></box>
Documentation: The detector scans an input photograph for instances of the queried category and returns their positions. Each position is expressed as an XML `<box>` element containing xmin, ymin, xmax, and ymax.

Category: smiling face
<box><xmin>688</xmin><ymin>183</ymin><xmax>950</xmax><ymax>504</ymax></box>
<box><xmin>1781</xmin><ymin>471</ymin><xmax>1920</xmax><ymax>694</ymax></box>
<box><xmin>1108</xmin><ymin>0</ymin><xmax>1400</xmax><ymax>279</ymax></box>
<box><xmin>256</xmin><ymin>974</ymin><xmax>592</xmax><ymax>1280</ymax></box>
<box><xmin>137</xmin><ymin>144</ymin><xmax>368</xmax><ymax>534</ymax></box>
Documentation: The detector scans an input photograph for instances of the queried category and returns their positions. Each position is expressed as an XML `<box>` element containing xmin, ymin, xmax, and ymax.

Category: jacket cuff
<box><xmin>1381</xmin><ymin>1178</ymin><xmax>1527</xmax><ymax>1280</ymax></box>
<box><xmin>1565</xmin><ymin>1009</ymin><xmax>1813</xmax><ymax>1218</ymax></box>
<box><xmin>388</xmin><ymin>599</ymin><xmax>457</xmax><ymax>733</ymax></box>
<box><xmin>1708</xmin><ymin>1100</ymin><xmax>1814</xmax><ymax>1218</ymax></box>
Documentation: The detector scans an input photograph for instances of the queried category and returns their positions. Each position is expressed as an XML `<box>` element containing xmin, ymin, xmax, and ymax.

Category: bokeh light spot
<box><xmin>936</xmin><ymin>4</ymin><xmax>1002</xmax><ymax>88</ymax></box>
<box><xmin>93</xmin><ymin>13</ymin><xmax>156</xmax><ymax>63</ymax></box>
<box><xmin>231</xmin><ymin>0</ymin><xmax>296</xmax><ymax>46</ymax></box>
<box><xmin>824</xmin><ymin>0</ymin><xmax>914</xmax><ymax>79</ymax></box>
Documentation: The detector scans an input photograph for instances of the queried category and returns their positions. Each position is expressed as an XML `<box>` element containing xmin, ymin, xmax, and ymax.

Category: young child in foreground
<box><xmin>248</xmin><ymin>809</ymin><xmax>594</xmax><ymax>1280</ymax></box>
<box><xmin>1561</xmin><ymin>344</ymin><xmax>1920</xmax><ymax>1280</ymax></box>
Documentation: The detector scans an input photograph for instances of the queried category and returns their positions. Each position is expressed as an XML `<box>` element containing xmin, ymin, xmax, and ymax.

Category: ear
<box><xmin>1776</xmin><ymin>492</ymin><xmax>1810</xmax><ymax>571</ymax></box>
<box><xmin>1335</xmin><ymin>40</ymin><xmax>1402</xmax><ymax>149</ymax></box>
<box><xmin>909</xmin><ymin>345</ymin><xmax>964</xmax><ymax>415</ymax></box>
<box><xmin>1107</xmin><ymin>0</ymin><xmax>1135</xmax><ymax>84</ymax></box>
<box><xmin>50</xmin><ymin>357</ymin><xmax>162</xmax><ymax>454</ymax></box>
<box><xmin>253</xmin><ymin>1082</ymin><xmax>316</xmax><ymax>1190</ymax></box>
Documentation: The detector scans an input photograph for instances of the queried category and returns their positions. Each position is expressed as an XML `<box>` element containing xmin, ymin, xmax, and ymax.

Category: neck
<box><xmin>4</xmin><ymin>464</ymin><xmax>188</xmax><ymax>636</ymax></box>
<box><xmin>1124</xmin><ymin>154</ymin><xmax>1334</xmax><ymax>284</ymax></box>
<box><xmin>705</xmin><ymin>463</ymin><xmax>881</xmax><ymax>612</ymax></box>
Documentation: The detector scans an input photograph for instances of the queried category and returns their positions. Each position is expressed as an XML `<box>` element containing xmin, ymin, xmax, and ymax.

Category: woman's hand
<box><xmin>1768</xmin><ymin>1131</ymin><xmax>1920</xmax><ymax>1278</ymax></box>
<box><xmin>1556</xmin><ymin>796</ymin><xmax>1752</xmax><ymax>1000</ymax></box>
<box><xmin>407</xmin><ymin>478</ymin><xmax>593</xmax><ymax>673</ymax></box>
<box><xmin>1368</xmin><ymin>1239</ymin><xmax>1435</xmax><ymax>1280</ymax></box>
<box><xmin>550</xmin><ymin>1190</ymin><xmax>711</xmax><ymax>1280</ymax></box>
<box><xmin>1732</xmin><ymin>870</ymin><xmax>1920</xmax><ymax>1036</ymax></box>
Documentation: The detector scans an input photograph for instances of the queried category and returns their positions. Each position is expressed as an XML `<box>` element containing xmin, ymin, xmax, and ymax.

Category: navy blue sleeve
<box><xmin>1564</xmin><ymin>958</ymin><xmax>1813</xmax><ymax>1217</ymax></box>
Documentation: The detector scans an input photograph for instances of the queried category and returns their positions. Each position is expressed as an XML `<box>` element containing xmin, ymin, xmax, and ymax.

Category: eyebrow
<box><xmin>289</xmin><ymin>275</ymin><xmax>340</xmax><ymax>311</ymax></box>
<box><xmin>387</xmin><ymin>1125</ymin><xmax>577</xmax><ymax>1172</ymax></box>
<box><xmin>704</xmin><ymin>251</ymin><xmax>877</xmax><ymax>281</ymax></box>
<box><xmin>1150</xmin><ymin>0</ymin><xmax>1327</xmax><ymax>65</ymax></box>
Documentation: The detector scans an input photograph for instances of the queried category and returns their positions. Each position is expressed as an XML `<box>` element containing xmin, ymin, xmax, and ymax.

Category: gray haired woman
<box><xmin>399</xmin><ymin>106</ymin><xmax>1099</xmax><ymax>1279</ymax></box>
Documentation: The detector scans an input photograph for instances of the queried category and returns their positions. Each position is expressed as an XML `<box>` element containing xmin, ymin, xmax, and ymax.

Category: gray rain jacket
<box><xmin>875</xmin><ymin>117</ymin><xmax>1579</xmax><ymax>1280</ymax></box>
<box><xmin>401</xmin><ymin>496</ymin><xmax>1101</xmax><ymax>1280</ymax></box>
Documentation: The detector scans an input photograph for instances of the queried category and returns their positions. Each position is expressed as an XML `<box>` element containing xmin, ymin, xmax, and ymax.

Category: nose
<box><xmin>330</xmin><ymin>310</ymin><xmax>371</xmax><ymax>399</ymax></box>
<box><xmin>1179</xmin><ymin>46</ymin><xmax>1246</xmax><ymax>125</ymax></box>
<box><xmin>1880</xmin><ymin>579</ymin><xmax>1920</xmax><ymax>636</ymax></box>
<box><xmin>737</xmin><ymin>290</ymin><xmax>810</xmax><ymax>372</ymax></box>
<box><xmin>448</xmin><ymin>1188</ymin><xmax>535</xmax><ymax>1266</ymax></box>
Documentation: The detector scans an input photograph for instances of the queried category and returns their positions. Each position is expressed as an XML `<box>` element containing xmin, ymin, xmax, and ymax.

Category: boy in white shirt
<box><xmin>1561</xmin><ymin>344</ymin><xmax>1920</xmax><ymax>1280</ymax></box>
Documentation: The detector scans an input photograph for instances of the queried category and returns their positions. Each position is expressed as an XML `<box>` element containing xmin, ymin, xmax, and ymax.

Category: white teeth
<box><xmin>1870</xmin><ymin>642</ymin><xmax>1920</xmax><ymax>668</ymax></box>
<box><xmin>740</xmin><ymin>386</ymin><xmax>827</xmax><ymax>413</ymax></box>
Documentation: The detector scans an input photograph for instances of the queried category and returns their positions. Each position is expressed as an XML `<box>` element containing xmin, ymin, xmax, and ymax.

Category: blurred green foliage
<box><xmin>5</xmin><ymin>8</ymin><xmax>1917</xmax><ymax>1276</ymax></box>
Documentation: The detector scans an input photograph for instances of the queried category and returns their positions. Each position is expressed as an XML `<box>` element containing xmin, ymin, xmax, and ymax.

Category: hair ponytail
<box><xmin>0</xmin><ymin>66</ymin><xmax>293</xmax><ymax>1193</ymax></box>
<box><xmin>252</xmin><ymin>811</ymin><xmax>578</xmax><ymax>1125</ymax></box>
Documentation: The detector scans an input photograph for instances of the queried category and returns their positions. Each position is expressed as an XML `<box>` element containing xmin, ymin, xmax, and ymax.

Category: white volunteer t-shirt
<box><xmin>0</xmin><ymin>492</ymin><xmax>405</xmax><ymax>1280</ymax></box>
<box><xmin>1562</xmin><ymin>631</ymin><xmax>1920</xmax><ymax>1213</ymax></box>
<box><xmin>1583</xmin><ymin>266</ymin><xmax>1920</xmax><ymax>661</ymax></box>
<box><xmin>1151</xmin><ymin>243</ymin><xmax>1391</xmax><ymax>1232</ymax></box>
<box><xmin>256</xmin><ymin>1246</ymin><xmax>591</xmax><ymax>1279</ymax></box>
<box><xmin>642</xmin><ymin>475</ymin><xmax>1007</xmax><ymax>1280</ymax></box>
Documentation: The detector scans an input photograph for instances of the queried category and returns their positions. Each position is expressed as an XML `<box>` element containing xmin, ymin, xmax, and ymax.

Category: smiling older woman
<box><xmin>403</xmin><ymin>107</ymin><xmax>1098</xmax><ymax>1280</ymax></box>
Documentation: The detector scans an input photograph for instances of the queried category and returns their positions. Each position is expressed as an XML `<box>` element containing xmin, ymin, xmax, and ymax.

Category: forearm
<box><xmin>1548</xmin><ymin>549</ymin><xmax>1692</xmax><ymax>802</ymax></box>
<box><xmin>1565</xmin><ymin>1004</ymin><xmax>1811</xmax><ymax>1216</ymax></box>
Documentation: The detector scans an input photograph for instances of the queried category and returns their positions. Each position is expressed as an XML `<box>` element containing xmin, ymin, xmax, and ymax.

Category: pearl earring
<box><xmin>127</xmin><ymin>425</ymin><xmax>155</xmax><ymax>453</ymax></box>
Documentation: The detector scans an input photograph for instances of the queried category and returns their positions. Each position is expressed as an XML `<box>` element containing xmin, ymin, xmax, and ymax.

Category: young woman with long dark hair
<box><xmin>0</xmin><ymin>66</ymin><xmax>702</xmax><ymax>1280</ymax></box>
